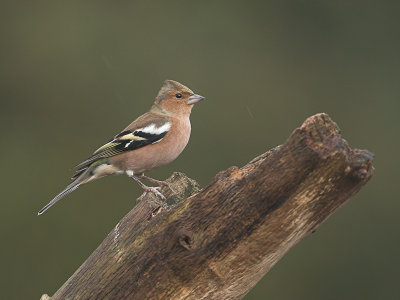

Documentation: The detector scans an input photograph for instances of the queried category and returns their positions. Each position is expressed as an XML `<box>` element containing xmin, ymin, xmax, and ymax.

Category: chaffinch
<box><xmin>38</xmin><ymin>80</ymin><xmax>204</xmax><ymax>215</ymax></box>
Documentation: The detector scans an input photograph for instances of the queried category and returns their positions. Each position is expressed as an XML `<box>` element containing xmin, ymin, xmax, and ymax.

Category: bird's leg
<box><xmin>140</xmin><ymin>174</ymin><xmax>176</xmax><ymax>194</ymax></box>
<box><xmin>140</xmin><ymin>174</ymin><xmax>168</xmax><ymax>186</ymax></box>
<box><xmin>127</xmin><ymin>172</ymin><xmax>166</xmax><ymax>200</ymax></box>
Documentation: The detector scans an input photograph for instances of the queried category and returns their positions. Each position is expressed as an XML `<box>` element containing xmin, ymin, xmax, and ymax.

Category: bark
<box><xmin>45</xmin><ymin>113</ymin><xmax>374</xmax><ymax>300</ymax></box>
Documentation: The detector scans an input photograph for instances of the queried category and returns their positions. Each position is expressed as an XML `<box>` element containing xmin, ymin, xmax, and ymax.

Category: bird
<box><xmin>38</xmin><ymin>80</ymin><xmax>205</xmax><ymax>215</ymax></box>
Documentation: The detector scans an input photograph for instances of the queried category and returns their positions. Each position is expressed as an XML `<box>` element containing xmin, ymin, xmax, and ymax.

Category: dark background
<box><xmin>1</xmin><ymin>1</ymin><xmax>399</xmax><ymax>299</ymax></box>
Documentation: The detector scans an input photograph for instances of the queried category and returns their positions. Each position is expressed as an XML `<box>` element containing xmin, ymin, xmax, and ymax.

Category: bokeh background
<box><xmin>1</xmin><ymin>1</ymin><xmax>399</xmax><ymax>299</ymax></box>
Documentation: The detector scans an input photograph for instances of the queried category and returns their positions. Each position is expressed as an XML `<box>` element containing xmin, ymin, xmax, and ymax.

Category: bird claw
<box><xmin>144</xmin><ymin>186</ymin><xmax>166</xmax><ymax>200</ymax></box>
<box><xmin>128</xmin><ymin>174</ymin><xmax>167</xmax><ymax>200</ymax></box>
<box><xmin>140</xmin><ymin>175</ymin><xmax>177</xmax><ymax>194</ymax></box>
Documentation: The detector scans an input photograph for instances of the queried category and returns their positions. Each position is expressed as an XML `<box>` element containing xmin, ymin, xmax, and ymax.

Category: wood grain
<box><xmin>47</xmin><ymin>113</ymin><xmax>374</xmax><ymax>300</ymax></box>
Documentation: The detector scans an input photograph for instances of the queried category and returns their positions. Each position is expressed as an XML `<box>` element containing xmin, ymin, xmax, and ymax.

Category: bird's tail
<box><xmin>38</xmin><ymin>158</ymin><xmax>112</xmax><ymax>215</ymax></box>
<box><xmin>38</xmin><ymin>180</ymin><xmax>82</xmax><ymax>215</ymax></box>
<box><xmin>38</xmin><ymin>164</ymin><xmax>98</xmax><ymax>215</ymax></box>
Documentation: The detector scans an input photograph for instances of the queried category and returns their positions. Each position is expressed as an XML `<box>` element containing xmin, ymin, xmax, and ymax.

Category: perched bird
<box><xmin>38</xmin><ymin>80</ymin><xmax>204</xmax><ymax>215</ymax></box>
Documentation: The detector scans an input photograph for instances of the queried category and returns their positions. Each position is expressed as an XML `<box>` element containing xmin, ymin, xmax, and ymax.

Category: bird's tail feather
<box><xmin>38</xmin><ymin>159</ymin><xmax>111</xmax><ymax>215</ymax></box>
<box><xmin>38</xmin><ymin>180</ymin><xmax>81</xmax><ymax>215</ymax></box>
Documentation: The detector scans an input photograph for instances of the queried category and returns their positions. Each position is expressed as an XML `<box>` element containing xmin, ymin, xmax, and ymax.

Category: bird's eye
<box><xmin>175</xmin><ymin>93</ymin><xmax>182</xmax><ymax>98</ymax></box>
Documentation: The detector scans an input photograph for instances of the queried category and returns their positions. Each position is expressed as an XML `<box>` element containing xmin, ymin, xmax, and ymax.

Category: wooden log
<box><xmin>45</xmin><ymin>113</ymin><xmax>374</xmax><ymax>300</ymax></box>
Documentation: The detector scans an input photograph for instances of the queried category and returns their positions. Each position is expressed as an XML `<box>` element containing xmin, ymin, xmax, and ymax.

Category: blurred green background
<box><xmin>1</xmin><ymin>1</ymin><xmax>399</xmax><ymax>299</ymax></box>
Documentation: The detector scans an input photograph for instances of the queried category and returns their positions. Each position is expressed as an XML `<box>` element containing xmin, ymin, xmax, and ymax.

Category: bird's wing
<box><xmin>72</xmin><ymin>117</ymin><xmax>170</xmax><ymax>176</ymax></box>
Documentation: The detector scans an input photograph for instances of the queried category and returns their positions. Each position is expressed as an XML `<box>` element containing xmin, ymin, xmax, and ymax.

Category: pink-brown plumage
<box><xmin>110</xmin><ymin>115</ymin><xmax>191</xmax><ymax>174</ymax></box>
<box><xmin>38</xmin><ymin>80</ymin><xmax>204</xmax><ymax>215</ymax></box>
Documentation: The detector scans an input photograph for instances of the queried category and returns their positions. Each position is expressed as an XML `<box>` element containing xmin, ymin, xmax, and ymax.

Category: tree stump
<box><xmin>44</xmin><ymin>113</ymin><xmax>374</xmax><ymax>300</ymax></box>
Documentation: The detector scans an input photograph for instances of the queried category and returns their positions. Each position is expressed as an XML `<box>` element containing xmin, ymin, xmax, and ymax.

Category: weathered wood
<box><xmin>46</xmin><ymin>113</ymin><xmax>374</xmax><ymax>300</ymax></box>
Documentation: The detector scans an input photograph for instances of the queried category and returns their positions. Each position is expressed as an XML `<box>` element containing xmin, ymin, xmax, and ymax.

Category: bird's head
<box><xmin>152</xmin><ymin>80</ymin><xmax>205</xmax><ymax>116</ymax></box>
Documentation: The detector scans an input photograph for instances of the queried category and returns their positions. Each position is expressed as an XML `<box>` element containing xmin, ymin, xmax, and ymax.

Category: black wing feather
<box><xmin>73</xmin><ymin>122</ymin><xmax>169</xmax><ymax>172</ymax></box>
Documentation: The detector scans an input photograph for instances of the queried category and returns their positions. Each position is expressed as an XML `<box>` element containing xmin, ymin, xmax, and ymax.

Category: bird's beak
<box><xmin>187</xmin><ymin>94</ymin><xmax>205</xmax><ymax>105</ymax></box>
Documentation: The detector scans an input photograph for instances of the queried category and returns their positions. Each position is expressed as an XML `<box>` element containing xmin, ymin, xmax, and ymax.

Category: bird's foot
<box><xmin>140</xmin><ymin>174</ymin><xmax>177</xmax><ymax>194</ymax></box>
<box><xmin>128</xmin><ymin>172</ymin><xmax>167</xmax><ymax>200</ymax></box>
<box><xmin>142</xmin><ymin>185</ymin><xmax>166</xmax><ymax>200</ymax></box>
